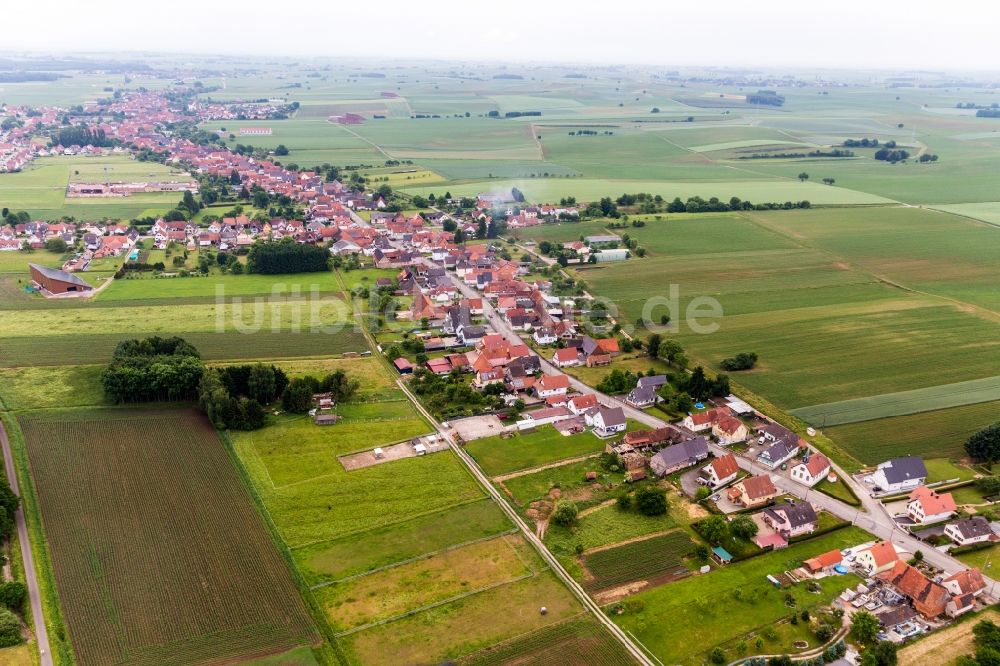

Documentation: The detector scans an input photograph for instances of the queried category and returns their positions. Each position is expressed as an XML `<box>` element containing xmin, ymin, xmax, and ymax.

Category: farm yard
<box><xmin>15</xmin><ymin>408</ymin><xmax>319</xmax><ymax>666</ymax></box>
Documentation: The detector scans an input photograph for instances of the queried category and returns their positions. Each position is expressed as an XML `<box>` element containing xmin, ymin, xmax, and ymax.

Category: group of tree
<box><xmin>874</xmin><ymin>148</ymin><xmax>910</xmax><ymax>163</ymax></box>
<box><xmin>102</xmin><ymin>336</ymin><xmax>204</xmax><ymax>403</ymax></box>
<box><xmin>746</xmin><ymin>91</ymin><xmax>785</xmax><ymax>107</ymax></box>
<box><xmin>198</xmin><ymin>364</ymin><xmax>282</xmax><ymax>431</ymax></box>
<box><xmin>843</xmin><ymin>138</ymin><xmax>880</xmax><ymax>148</ymax></box>
<box><xmin>720</xmin><ymin>352</ymin><xmax>758</xmax><ymax>371</ymax></box>
<box><xmin>956</xmin><ymin>618</ymin><xmax>1000</xmax><ymax>665</ymax></box>
<box><xmin>699</xmin><ymin>514</ymin><xmax>759</xmax><ymax>545</ymax></box>
<box><xmin>52</xmin><ymin>126</ymin><xmax>113</xmax><ymax>147</ymax></box>
<box><xmin>850</xmin><ymin>611</ymin><xmax>898</xmax><ymax>666</ymax></box>
<box><xmin>659</xmin><ymin>195</ymin><xmax>811</xmax><ymax>214</ymax></box>
<box><xmin>408</xmin><ymin>368</ymin><xmax>506</xmax><ymax>419</ymax></box>
<box><xmin>246</xmin><ymin>237</ymin><xmax>330</xmax><ymax>274</ymax></box>
<box><xmin>966</xmin><ymin>422</ymin><xmax>1000</xmax><ymax>462</ymax></box>
<box><xmin>280</xmin><ymin>369</ymin><xmax>359</xmax><ymax>413</ymax></box>
<box><xmin>976</xmin><ymin>109</ymin><xmax>1000</xmax><ymax>118</ymax></box>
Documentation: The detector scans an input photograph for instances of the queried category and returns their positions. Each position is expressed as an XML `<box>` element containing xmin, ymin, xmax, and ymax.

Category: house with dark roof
<box><xmin>625</xmin><ymin>384</ymin><xmax>659</xmax><ymax>408</ymax></box>
<box><xmin>756</xmin><ymin>437</ymin><xmax>801</xmax><ymax>469</ymax></box>
<box><xmin>587</xmin><ymin>406</ymin><xmax>627</xmax><ymax>438</ymax></box>
<box><xmin>649</xmin><ymin>437</ymin><xmax>710</xmax><ymax>476</ymax></box>
<box><xmin>762</xmin><ymin>502</ymin><xmax>818</xmax><ymax>537</ymax></box>
<box><xmin>945</xmin><ymin>517</ymin><xmax>995</xmax><ymax>546</ymax></box>
<box><xmin>868</xmin><ymin>456</ymin><xmax>927</xmax><ymax>493</ymax></box>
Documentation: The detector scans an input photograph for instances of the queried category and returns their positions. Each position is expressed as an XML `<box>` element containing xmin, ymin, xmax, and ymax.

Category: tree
<box><xmin>646</xmin><ymin>333</ymin><xmax>662</xmax><ymax>359</ymax></box>
<box><xmin>709</xmin><ymin>647</ymin><xmax>726</xmax><ymax>664</ymax></box>
<box><xmin>229</xmin><ymin>169</ymin><xmax>242</xmax><ymax>185</ymax></box>
<box><xmin>798</xmin><ymin>172</ymin><xmax>809</xmax><ymax>182</ymax></box>
<box><xmin>822</xmin><ymin>177</ymin><xmax>836</xmax><ymax>185</ymax></box>
<box><xmin>967</xmin><ymin>423</ymin><xmax>1000</xmax><ymax>462</ymax></box>
<box><xmin>0</xmin><ymin>582</ymin><xmax>25</xmax><ymax>612</ymax></box>
<box><xmin>700</xmin><ymin>515</ymin><xmax>728</xmax><ymax>545</ymax></box>
<box><xmin>247</xmin><ymin>363</ymin><xmax>277</xmax><ymax>404</ymax></box>
<box><xmin>730</xmin><ymin>515</ymin><xmax>759</xmax><ymax>540</ymax></box>
<box><xmin>635</xmin><ymin>486</ymin><xmax>668</xmax><ymax>516</ymax></box>
<box><xmin>552</xmin><ymin>500</ymin><xmax>578</xmax><ymax>526</ymax></box>
<box><xmin>44</xmin><ymin>237</ymin><xmax>68</xmax><ymax>253</ymax></box>
<box><xmin>863</xmin><ymin>641</ymin><xmax>898</xmax><ymax>666</ymax></box>
<box><xmin>851</xmin><ymin>610</ymin><xmax>880</xmax><ymax>644</ymax></box>
<box><xmin>0</xmin><ymin>608</ymin><xmax>19</xmax><ymax>648</ymax></box>
<box><xmin>274</xmin><ymin>144</ymin><xmax>289</xmax><ymax>156</ymax></box>
<box><xmin>281</xmin><ymin>378</ymin><xmax>314</xmax><ymax>413</ymax></box>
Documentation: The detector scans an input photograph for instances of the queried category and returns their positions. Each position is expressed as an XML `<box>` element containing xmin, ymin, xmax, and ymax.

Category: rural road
<box><xmin>395</xmin><ymin>379</ymin><xmax>657</xmax><ymax>666</ymax></box>
<box><xmin>438</xmin><ymin>259</ymin><xmax>1000</xmax><ymax>596</ymax></box>
<box><xmin>0</xmin><ymin>422</ymin><xmax>53</xmax><ymax>666</ymax></box>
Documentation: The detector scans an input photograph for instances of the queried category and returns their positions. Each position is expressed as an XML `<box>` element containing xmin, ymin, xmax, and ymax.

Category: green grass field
<box><xmin>466</xmin><ymin>428</ymin><xmax>611</xmax><ymax>477</ymax></box>
<box><xmin>792</xmin><ymin>375</ymin><xmax>1000</xmax><ymax>426</ymax></box>
<box><xmin>614</xmin><ymin>527</ymin><xmax>869</xmax><ymax>665</ymax></box>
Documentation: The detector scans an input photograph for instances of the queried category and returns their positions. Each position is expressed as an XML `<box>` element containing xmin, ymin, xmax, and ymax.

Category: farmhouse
<box><xmin>944</xmin><ymin>517</ymin><xmax>994</xmax><ymax>546</ymax></box>
<box><xmin>856</xmin><ymin>541</ymin><xmax>900</xmax><ymax>576</ymax></box>
<box><xmin>29</xmin><ymin>263</ymin><xmax>93</xmax><ymax>295</ymax></box>
<box><xmin>712</xmin><ymin>413</ymin><xmax>748</xmax><ymax>445</ymax></box>
<box><xmin>906</xmin><ymin>487</ymin><xmax>957</xmax><ymax>525</ymax></box>
<box><xmin>867</xmin><ymin>456</ymin><xmax>927</xmax><ymax>493</ymax></box>
<box><xmin>727</xmin><ymin>474</ymin><xmax>778</xmax><ymax>508</ymax></box>
<box><xmin>649</xmin><ymin>437</ymin><xmax>710</xmax><ymax>476</ymax></box>
<box><xmin>622</xmin><ymin>426</ymin><xmax>687</xmax><ymax>452</ymax></box>
<box><xmin>877</xmin><ymin>560</ymin><xmax>950</xmax><ymax>619</ymax></box>
<box><xmin>790</xmin><ymin>452</ymin><xmax>832</xmax><ymax>488</ymax></box>
<box><xmin>702</xmin><ymin>453</ymin><xmax>740</xmax><ymax>488</ymax></box>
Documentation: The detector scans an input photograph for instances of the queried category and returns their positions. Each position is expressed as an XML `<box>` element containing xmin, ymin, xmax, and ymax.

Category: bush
<box><xmin>709</xmin><ymin>647</ymin><xmax>726</xmax><ymax>664</ymax></box>
<box><xmin>552</xmin><ymin>500</ymin><xmax>578</xmax><ymax>526</ymax></box>
<box><xmin>634</xmin><ymin>486</ymin><xmax>667</xmax><ymax>516</ymax></box>
<box><xmin>720</xmin><ymin>352</ymin><xmax>758</xmax><ymax>371</ymax></box>
<box><xmin>0</xmin><ymin>582</ymin><xmax>25</xmax><ymax>612</ymax></box>
<box><xmin>0</xmin><ymin>608</ymin><xmax>20</xmax><ymax>647</ymax></box>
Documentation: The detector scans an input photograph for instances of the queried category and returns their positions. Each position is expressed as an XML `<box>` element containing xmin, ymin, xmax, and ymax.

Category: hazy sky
<box><xmin>6</xmin><ymin>0</ymin><xmax>1000</xmax><ymax>71</ymax></box>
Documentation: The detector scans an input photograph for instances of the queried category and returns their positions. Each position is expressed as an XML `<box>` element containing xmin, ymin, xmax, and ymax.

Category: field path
<box><xmin>0</xmin><ymin>422</ymin><xmax>53</xmax><ymax>666</ymax></box>
<box><xmin>493</xmin><ymin>453</ymin><xmax>600</xmax><ymax>482</ymax></box>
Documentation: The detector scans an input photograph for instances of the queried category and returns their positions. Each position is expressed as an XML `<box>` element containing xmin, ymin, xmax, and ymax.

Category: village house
<box><xmin>682</xmin><ymin>407</ymin><xmax>730</xmax><ymax>432</ymax></box>
<box><xmin>567</xmin><ymin>393</ymin><xmax>599</xmax><ymax>415</ymax></box>
<box><xmin>551</xmin><ymin>347</ymin><xmax>582</xmax><ymax>368</ymax></box>
<box><xmin>944</xmin><ymin>517</ymin><xmax>995</xmax><ymax>547</ymax></box>
<box><xmin>727</xmin><ymin>474</ymin><xmax>778</xmax><ymax>508</ymax></box>
<box><xmin>533</xmin><ymin>326</ymin><xmax>557</xmax><ymax>345</ymax></box>
<box><xmin>761</xmin><ymin>502</ymin><xmax>818</xmax><ymax>538</ymax></box>
<box><xmin>625</xmin><ymin>374</ymin><xmax>668</xmax><ymax>409</ymax></box>
<box><xmin>586</xmin><ymin>406</ymin><xmax>627</xmax><ymax>438</ymax></box>
<box><xmin>755</xmin><ymin>436</ymin><xmax>802</xmax><ymax>469</ymax></box>
<box><xmin>534</xmin><ymin>374</ymin><xmax>570</xmax><ymax>399</ymax></box>
<box><xmin>622</xmin><ymin>426</ymin><xmax>687</xmax><ymax>452</ymax></box>
<box><xmin>855</xmin><ymin>541</ymin><xmax>900</xmax><ymax>576</ymax></box>
<box><xmin>649</xmin><ymin>436</ymin><xmax>710</xmax><ymax>476</ymax></box>
<box><xmin>712</xmin><ymin>413</ymin><xmax>749</xmax><ymax>445</ymax></box>
<box><xmin>867</xmin><ymin>456</ymin><xmax>927</xmax><ymax>494</ymax></box>
<box><xmin>790</xmin><ymin>451</ymin><xmax>832</xmax><ymax>488</ymax></box>
<box><xmin>906</xmin><ymin>486</ymin><xmax>957</xmax><ymax>525</ymax></box>
<box><xmin>702</xmin><ymin>453</ymin><xmax>740</xmax><ymax>488</ymax></box>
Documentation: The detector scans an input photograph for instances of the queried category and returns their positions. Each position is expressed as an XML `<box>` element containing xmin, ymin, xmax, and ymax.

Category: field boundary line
<box><xmin>333</xmin><ymin>572</ymin><xmax>538</xmax><ymax>638</ymax></box>
<box><xmin>287</xmin><ymin>495</ymin><xmax>490</xmax><ymax>551</ymax></box>
<box><xmin>309</xmin><ymin>528</ymin><xmax>520</xmax><ymax>588</ymax></box>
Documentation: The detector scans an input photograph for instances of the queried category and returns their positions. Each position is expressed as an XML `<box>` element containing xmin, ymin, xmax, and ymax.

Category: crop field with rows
<box><xmin>583</xmin><ymin>531</ymin><xmax>695</xmax><ymax>591</ymax></box>
<box><xmin>17</xmin><ymin>408</ymin><xmax>319</xmax><ymax>666</ymax></box>
<box><xmin>458</xmin><ymin>615</ymin><xmax>636</xmax><ymax>666</ymax></box>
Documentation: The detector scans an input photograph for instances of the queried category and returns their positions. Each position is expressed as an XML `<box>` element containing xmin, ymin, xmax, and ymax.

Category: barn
<box><xmin>29</xmin><ymin>264</ymin><xmax>93</xmax><ymax>295</ymax></box>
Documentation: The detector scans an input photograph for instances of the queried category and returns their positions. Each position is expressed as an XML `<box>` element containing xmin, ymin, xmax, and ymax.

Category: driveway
<box><xmin>679</xmin><ymin>466</ymin><xmax>707</xmax><ymax>499</ymax></box>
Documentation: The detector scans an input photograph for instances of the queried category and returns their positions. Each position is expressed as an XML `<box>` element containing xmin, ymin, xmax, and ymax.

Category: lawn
<box><xmin>0</xmin><ymin>365</ymin><xmax>106</xmax><ymax>410</ymax></box>
<box><xmin>466</xmin><ymin>427</ymin><xmax>611</xmax><ymax>477</ymax></box>
<box><xmin>98</xmin><ymin>270</ymin><xmax>343</xmax><ymax>300</ymax></box>
<box><xmin>293</xmin><ymin>499</ymin><xmax>512</xmax><ymax>586</ymax></box>
<box><xmin>17</xmin><ymin>408</ymin><xmax>319</xmax><ymax>665</ymax></box>
<box><xmin>545</xmin><ymin>501</ymin><xmax>677</xmax><ymax>556</ymax></box>
<box><xmin>614</xmin><ymin>527</ymin><xmax>871</xmax><ymax>665</ymax></box>
<box><xmin>924</xmin><ymin>458</ymin><xmax>977</xmax><ymax>484</ymax></box>
<box><xmin>954</xmin><ymin>543</ymin><xmax>1000</xmax><ymax>571</ymax></box>
<box><xmin>502</xmin><ymin>457</ymin><xmax>609</xmax><ymax>506</ymax></box>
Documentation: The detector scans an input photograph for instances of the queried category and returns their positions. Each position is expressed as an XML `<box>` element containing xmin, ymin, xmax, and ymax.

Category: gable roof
<box><xmin>804</xmin><ymin>549</ymin><xmax>843</xmax><ymax>572</ymax></box>
<box><xmin>944</xmin><ymin>568</ymin><xmax>986</xmax><ymax>595</ymax></box>
<box><xmin>909</xmin><ymin>486</ymin><xmax>957</xmax><ymax>515</ymax></box>
<box><xmin>537</xmin><ymin>374</ymin><xmax>570</xmax><ymax>391</ymax></box>
<box><xmin>877</xmin><ymin>560</ymin><xmax>950</xmax><ymax>617</ymax></box>
<box><xmin>863</xmin><ymin>541</ymin><xmax>899</xmax><ymax>567</ymax></box>
<box><xmin>948</xmin><ymin>517</ymin><xmax>993</xmax><ymax>540</ymax></box>
<box><xmin>741</xmin><ymin>474</ymin><xmax>777</xmax><ymax>499</ymax></box>
<box><xmin>765</xmin><ymin>502</ymin><xmax>817</xmax><ymax>529</ymax></box>
<box><xmin>595</xmin><ymin>406</ymin><xmax>626</xmax><ymax>428</ymax></box>
<box><xmin>710</xmin><ymin>454</ymin><xmax>740</xmax><ymax>480</ymax></box>
<box><xmin>881</xmin><ymin>456</ymin><xmax>928</xmax><ymax>484</ymax></box>
<box><xmin>800</xmin><ymin>453</ymin><xmax>831</xmax><ymax>477</ymax></box>
<box><xmin>652</xmin><ymin>437</ymin><xmax>710</xmax><ymax>470</ymax></box>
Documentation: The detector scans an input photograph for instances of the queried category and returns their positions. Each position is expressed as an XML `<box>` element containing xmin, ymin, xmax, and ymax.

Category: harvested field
<box><xmin>17</xmin><ymin>408</ymin><xmax>318</xmax><ymax>666</ymax></box>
